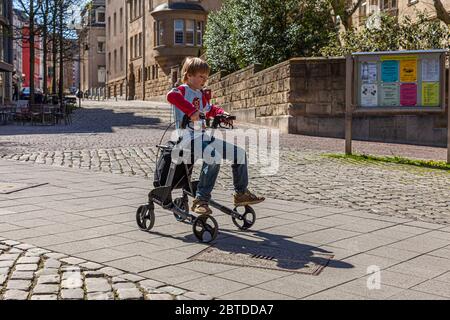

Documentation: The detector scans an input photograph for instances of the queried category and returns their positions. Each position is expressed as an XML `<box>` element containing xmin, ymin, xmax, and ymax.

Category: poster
<box><xmin>361</xmin><ymin>84</ymin><xmax>378</xmax><ymax>107</ymax></box>
<box><xmin>381</xmin><ymin>60</ymin><xmax>398</xmax><ymax>82</ymax></box>
<box><xmin>422</xmin><ymin>82</ymin><xmax>440</xmax><ymax>106</ymax></box>
<box><xmin>400</xmin><ymin>59</ymin><xmax>417</xmax><ymax>82</ymax></box>
<box><xmin>380</xmin><ymin>83</ymin><xmax>399</xmax><ymax>106</ymax></box>
<box><xmin>361</xmin><ymin>62</ymin><xmax>377</xmax><ymax>83</ymax></box>
<box><xmin>400</xmin><ymin>83</ymin><xmax>417</xmax><ymax>106</ymax></box>
<box><xmin>422</xmin><ymin>58</ymin><xmax>440</xmax><ymax>82</ymax></box>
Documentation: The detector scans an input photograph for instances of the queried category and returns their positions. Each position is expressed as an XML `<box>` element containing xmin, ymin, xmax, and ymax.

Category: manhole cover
<box><xmin>189</xmin><ymin>244</ymin><xmax>334</xmax><ymax>275</ymax></box>
<box><xmin>0</xmin><ymin>182</ymin><xmax>48</xmax><ymax>194</ymax></box>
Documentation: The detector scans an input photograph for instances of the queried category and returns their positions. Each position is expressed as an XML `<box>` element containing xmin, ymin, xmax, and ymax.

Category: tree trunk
<box><xmin>43</xmin><ymin>0</ymin><xmax>49</xmax><ymax>99</ymax></box>
<box><xmin>29</xmin><ymin>1</ymin><xmax>35</xmax><ymax>104</ymax></box>
<box><xmin>52</xmin><ymin>2</ymin><xmax>58</xmax><ymax>95</ymax></box>
<box><xmin>58</xmin><ymin>0</ymin><xmax>64</xmax><ymax>104</ymax></box>
<box><xmin>434</xmin><ymin>0</ymin><xmax>450</xmax><ymax>24</ymax></box>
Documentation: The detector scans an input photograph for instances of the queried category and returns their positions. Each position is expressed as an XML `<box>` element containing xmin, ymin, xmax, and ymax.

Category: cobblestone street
<box><xmin>0</xmin><ymin>239</ymin><xmax>212</xmax><ymax>300</ymax></box>
<box><xmin>1</xmin><ymin>102</ymin><xmax>450</xmax><ymax>300</ymax></box>
<box><xmin>1</xmin><ymin>100</ymin><xmax>449</xmax><ymax>225</ymax></box>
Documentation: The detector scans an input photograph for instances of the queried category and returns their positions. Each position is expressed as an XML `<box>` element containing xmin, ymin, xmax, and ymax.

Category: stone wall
<box><xmin>144</xmin><ymin>70</ymin><xmax>172</xmax><ymax>99</ymax></box>
<box><xmin>207</xmin><ymin>57</ymin><xmax>448</xmax><ymax>147</ymax></box>
<box><xmin>107</xmin><ymin>78</ymin><xmax>126</xmax><ymax>100</ymax></box>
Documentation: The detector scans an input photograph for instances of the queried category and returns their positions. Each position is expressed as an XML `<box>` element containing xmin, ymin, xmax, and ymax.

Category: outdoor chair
<box><xmin>0</xmin><ymin>106</ymin><xmax>14</xmax><ymax>125</ymax></box>
<box><xmin>29</xmin><ymin>104</ymin><xmax>44</xmax><ymax>126</ymax></box>
<box><xmin>54</xmin><ymin>103</ymin><xmax>72</xmax><ymax>125</ymax></box>
<box><xmin>14</xmin><ymin>105</ymin><xmax>31</xmax><ymax>125</ymax></box>
<box><xmin>42</xmin><ymin>105</ymin><xmax>56</xmax><ymax>125</ymax></box>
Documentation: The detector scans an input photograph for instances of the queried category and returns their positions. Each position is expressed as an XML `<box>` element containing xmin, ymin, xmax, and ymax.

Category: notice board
<box><xmin>353</xmin><ymin>50</ymin><xmax>447</xmax><ymax>111</ymax></box>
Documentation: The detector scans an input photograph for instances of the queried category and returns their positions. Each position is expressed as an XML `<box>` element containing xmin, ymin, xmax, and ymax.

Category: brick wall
<box><xmin>208</xmin><ymin>57</ymin><xmax>448</xmax><ymax>147</ymax></box>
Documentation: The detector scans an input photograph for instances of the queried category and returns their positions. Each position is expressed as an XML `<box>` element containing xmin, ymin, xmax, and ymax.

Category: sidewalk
<box><xmin>1</xmin><ymin>158</ymin><xmax>450</xmax><ymax>300</ymax></box>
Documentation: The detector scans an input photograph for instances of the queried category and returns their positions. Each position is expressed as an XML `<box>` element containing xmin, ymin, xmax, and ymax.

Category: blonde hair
<box><xmin>181</xmin><ymin>57</ymin><xmax>210</xmax><ymax>83</ymax></box>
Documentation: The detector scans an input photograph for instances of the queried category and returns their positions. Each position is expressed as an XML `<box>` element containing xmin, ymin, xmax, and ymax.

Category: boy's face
<box><xmin>186</xmin><ymin>72</ymin><xmax>209</xmax><ymax>90</ymax></box>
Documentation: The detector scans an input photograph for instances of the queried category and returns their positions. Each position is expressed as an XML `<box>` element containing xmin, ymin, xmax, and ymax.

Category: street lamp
<box><xmin>72</xmin><ymin>23</ymin><xmax>83</xmax><ymax>109</ymax></box>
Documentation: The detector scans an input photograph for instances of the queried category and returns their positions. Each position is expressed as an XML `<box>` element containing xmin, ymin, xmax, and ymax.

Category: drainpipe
<box><xmin>125</xmin><ymin>0</ymin><xmax>129</xmax><ymax>100</ymax></box>
<box><xmin>142</xmin><ymin>0</ymin><xmax>146</xmax><ymax>100</ymax></box>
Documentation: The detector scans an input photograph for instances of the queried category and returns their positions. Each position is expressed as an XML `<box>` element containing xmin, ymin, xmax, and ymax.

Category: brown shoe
<box><xmin>234</xmin><ymin>190</ymin><xmax>265</xmax><ymax>207</ymax></box>
<box><xmin>191</xmin><ymin>198</ymin><xmax>212</xmax><ymax>215</ymax></box>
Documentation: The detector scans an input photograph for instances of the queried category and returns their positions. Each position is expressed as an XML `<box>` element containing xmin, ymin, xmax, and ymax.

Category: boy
<box><xmin>167</xmin><ymin>57</ymin><xmax>265</xmax><ymax>215</ymax></box>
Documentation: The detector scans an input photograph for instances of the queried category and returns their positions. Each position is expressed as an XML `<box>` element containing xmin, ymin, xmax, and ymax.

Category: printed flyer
<box><xmin>361</xmin><ymin>62</ymin><xmax>378</xmax><ymax>83</ymax></box>
<box><xmin>381</xmin><ymin>60</ymin><xmax>399</xmax><ymax>83</ymax></box>
<box><xmin>380</xmin><ymin>83</ymin><xmax>400</xmax><ymax>106</ymax></box>
<box><xmin>361</xmin><ymin>84</ymin><xmax>378</xmax><ymax>107</ymax></box>
<box><xmin>421</xmin><ymin>58</ymin><xmax>440</xmax><ymax>82</ymax></box>
<box><xmin>422</xmin><ymin>82</ymin><xmax>440</xmax><ymax>106</ymax></box>
<box><xmin>400</xmin><ymin>83</ymin><xmax>417</xmax><ymax>106</ymax></box>
<box><xmin>400</xmin><ymin>59</ymin><xmax>417</xmax><ymax>82</ymax></box>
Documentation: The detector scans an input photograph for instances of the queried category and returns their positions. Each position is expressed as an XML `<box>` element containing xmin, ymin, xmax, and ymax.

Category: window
<box><xmin>98</xmin><ymin>66</ymin><xmax>106</xmax><ymax>83</ymax></box>
<box><xmin>154</xmin><ymin>20</ymin><xmax>163</xmax><ymax>46</ymax></box>
<box><xmin>381</xmin><ymin>0</ymin><xmax>397</xmax><ymax>10</ymax></box>
<box><xmin>120</xmin><ymin>8</ymin><xmax>123</xmax><ymax>33</ymax></box>
<box><xmin>120</xmin><ymin>46</ymin><xmax>124</xmax><ymax>71</ymax></box>
<box><xmin>113</xmin><ymin>12</ymin><xmax>117</xmax><ymax>36</ymax></box>
<box><xmin>130</xmin><ymin>36</ymin><xmax>134</xmax><ymax>59</ymax></box>
<box><xmin>158</xmin><ymin>21</ymin><xmax>163</xmax><ymax>45</ymax></box>
<box><xmin>129</xmin><ymin>1</ymin><xmax>133</xmax><ymax>21</ymax></box>
<box><xmin>97</xmin><ymin>38</ymin><xmax>105</xmax><ymax>53</ymax></box>
<box><xmin>134</xmin><ymin>34</ymin><xmax>138</xmax><ymax>57</ymax></box>
<box><xmin>108</xmin><ymin>16</ymin><xmax>111</xmax><ymax>38</ymax></box>
<box><xmin>196</xmin><ymin>21</ymin><xmax>203</xmax><ymax>46</ymax></box>
<box><xmin>96</xmin><ymin>7</ymin><xmax>106</xmax><ymax>23</ymax></box>
<box><xmin>369</xmin><ymin>0</ymin><xmax>378</xmax><ymax>14</ymax></box>
<box><xmin>174</xmin><ymin>20</ymin><xmax>184</xmax><ymax>44</ymax></box>
<box><xmin>114</xmin><ymin>50</ymin><xmax>117</xmax><ymax>73</ymax></box>
<box><xmin>359</xmin><ymin>1</ymin><xmax>367</xmax><ymax>17</ymax></box>
<box><xmin>138</xmin><ymin>33</ymin><xmax>142</xmax><ymax>57</ymax></box>
<box><xmin>186</xmin><ymin>20</ymin><xmax>194</xmax><ymax>46</ymax></box>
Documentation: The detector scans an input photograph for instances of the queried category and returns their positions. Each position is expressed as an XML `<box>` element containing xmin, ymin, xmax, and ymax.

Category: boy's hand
<box><xmin>222</xmin><ymin>112</ymin><xmax>234</xmax><ymax>126</ymax></box>
<box><xmin>190</xmin><ymin>110</ymin><xmax>200</xmax><ymax>121</ymax></box>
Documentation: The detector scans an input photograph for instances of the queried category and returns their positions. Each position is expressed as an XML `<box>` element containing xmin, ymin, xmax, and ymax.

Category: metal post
<box><xmin>447</xmin><ymin>53</ymin><xmax>450</xmax><ymax>164</ymax></box>
<box><xmin>78</xmin><ymin>35</ymin><xmax>82</xmax><ymax>109</ymax></box>
<box><xmin>345</xmin><ymin>55</ymin><xmax>353</xmax><ymax>155</ymax></box>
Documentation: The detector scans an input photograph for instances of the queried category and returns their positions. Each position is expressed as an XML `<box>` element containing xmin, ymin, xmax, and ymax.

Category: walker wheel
<box><xmin>173</xmin><ymin>197</ymin><xmax>188</xmax><ymax>222</ymax></box>
<box><xmin>136</xmin><ymin>204</ymin><xmax>155</xmax><ymax>231</ymax></box>
<box><xmin>193</xmin><ymin>215</ymin><xmax>218</xmax><ymax>243</ymax></box>
<box><xmin>232</xmin><ymin>206</ymin><xmax>256</xmax><ymax>231</ymax></box>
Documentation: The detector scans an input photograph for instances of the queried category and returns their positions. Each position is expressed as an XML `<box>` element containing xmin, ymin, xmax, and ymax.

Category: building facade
<box><xmin>106</xmin><ymin>0</ymin><xmax>222</xmax><ymax>101</ymax></box>
<box><xmin>79</xmin><ymin>0</ymin><xmax>106</xmax><ymax>97</ymax></box>
<box><xmin>353</xmin><ymin>0</ymin><xmax>450</xmax><ymax>28</ymax></box>
<box><xmin>0</xmin><ymin>0</ymin><xmax>14</xmax><ymax>104</ymax></box>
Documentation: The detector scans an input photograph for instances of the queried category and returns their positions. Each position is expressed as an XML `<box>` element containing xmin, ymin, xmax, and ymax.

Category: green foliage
<box><xmin>321</xmin><ymin>11</ymin><xmax>450</xmax><ymax>56</ymax></box>
<box><xmin>325</xmin><ymin>153</ymin><xmax>450</xmax><ymax>171</ymax></box>
<box><xmin>204</xmin><ymin>0</ymin><xmax>335</xmax><ymax>73</ymax></box>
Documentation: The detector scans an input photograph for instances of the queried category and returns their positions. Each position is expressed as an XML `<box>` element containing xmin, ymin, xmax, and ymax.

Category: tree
<box><xmin>13</xmin><ymin>0</ymin><xmax>81</xmax><ymax>103</ymax></box>
<box><xmin>320</xmin><ymin>12</ymin><xmax>449</xmax><ymax>56</ymax></box>
<box><xmin>204</xmin><ymin>0</ymin><xmax>335</xmax><ymax>73</ymax></box>
<box><xmin>327</xmin><ymin>0</ymin><xmax>364</xmax><ymax>31</ymax></box>
<box><xmin>434</xmin><ymin>0</ymin><xmax>450</xmax><ymax>25</ymax></box>
<box><xmin>13</xmin><ymin>0</ymin><xmax>43</xmax><ymax>104</ymax></box>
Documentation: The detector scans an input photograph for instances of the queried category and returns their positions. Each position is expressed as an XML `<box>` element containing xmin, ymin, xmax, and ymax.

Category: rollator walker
<box><xmin>136</xmin><ymin>114</ymin><xmax>257</xmax><ymax>243</ymax></box>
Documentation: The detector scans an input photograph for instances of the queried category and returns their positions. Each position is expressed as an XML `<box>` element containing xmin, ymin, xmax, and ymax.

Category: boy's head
<box><xmin>181</xmin><ymin>57</ymin><xmax>210</xmax><ymax>89</ymax></box>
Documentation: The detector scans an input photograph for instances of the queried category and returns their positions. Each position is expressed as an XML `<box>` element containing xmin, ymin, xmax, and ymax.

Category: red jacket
<box><xmin>167</xmin><ymin>85</ymin><xmax>224</xmax><ymax>119</ymax></box>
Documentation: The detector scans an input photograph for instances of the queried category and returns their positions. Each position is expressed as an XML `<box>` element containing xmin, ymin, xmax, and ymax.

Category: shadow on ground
<box><xmin>0</xmin><ymin>107</ymin><xmax>170</xmax><ymax>136</ymax></box>
<box><xmin>144</xmin><ymin>227</ymin><xmax>354</xmax><ymax>273</ymax></box>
